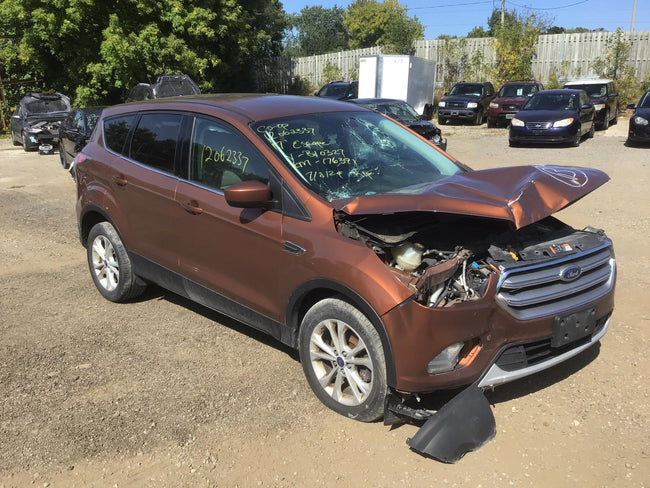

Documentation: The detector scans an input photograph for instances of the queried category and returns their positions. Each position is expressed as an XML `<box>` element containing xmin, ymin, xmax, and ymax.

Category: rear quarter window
<box><xmin>103</xmin><ymin>115</ymin><xmax>136</xmax><ymax>155</ymax></box>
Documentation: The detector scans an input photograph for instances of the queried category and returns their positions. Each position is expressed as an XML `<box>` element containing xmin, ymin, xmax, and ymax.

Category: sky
<box><xmin>279</xmin><ymin>0</ymin><xmax>650</xmax><ymax>39</ymax></box>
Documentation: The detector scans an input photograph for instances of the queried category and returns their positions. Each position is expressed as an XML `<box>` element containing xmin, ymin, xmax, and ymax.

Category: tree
<box><xmin>0</xmin><ymin>0</ymin><xmax>286</xmax><ymax>109</ymax></box>
<box><xmin>491</xmin><ymin>10</ymin><xmax>544</xmax><ymax>86</ymax></box>
<box><xmin>344</xmin><ymin>0</ymin><xmax>424</xmax><ymax>54</ymax></box>
<box><xmin>467</xmin><ymin>26</ymin><xmax>489</xmax><ymax>38</ymax></box>
<box><xmin>286</xmin><ymin>6</ymin><xmax>348</xmax><ymax>56</ymax></box>
<box><xmin>591</xmin><ymin>27</ymin><xmax>639</xmax><ymax>105</ymax></box>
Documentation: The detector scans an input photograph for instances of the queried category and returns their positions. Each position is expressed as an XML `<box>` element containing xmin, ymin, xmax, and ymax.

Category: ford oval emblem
<box><xmin>560</xmin><ymin>265</ymin><xmax>582</xmax><ymax>282</ymax></box>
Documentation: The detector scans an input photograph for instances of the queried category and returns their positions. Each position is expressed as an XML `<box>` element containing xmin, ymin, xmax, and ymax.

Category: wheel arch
<box><xmin>285</xmin><ymin>279</ymin><xmax>397</xmax><ymax>388</ymax></box>
<box><xmin>79</xmin><ymin>205</ymin><xmax>115</xmax><ymax>247</ymax></box>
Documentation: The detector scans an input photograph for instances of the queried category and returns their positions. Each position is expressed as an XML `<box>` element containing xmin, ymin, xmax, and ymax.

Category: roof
<box><xmin>564</xmin><ymin>79</ymin><xmax>613</xmax><ymax>85</ymax></box>
<box><xmin>107</xmin><ymin>94</ymin><xmax>368</xmax><ymax>122</ymax></box>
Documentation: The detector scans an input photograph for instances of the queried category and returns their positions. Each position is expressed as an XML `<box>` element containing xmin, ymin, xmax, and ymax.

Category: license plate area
<box><xmin>552</xmin><ymin>307</ymin><xmax>597</xmax><ymax>348</ymax></box>
<box><xmin>451</xmin><ymin>111</ymin><xmax>459</xmax><ymax>116</ymax></box>
<box><xmin>506</xmin><ymin>114</ymin><xmax>514</xmax><ymax>119</ymax></box>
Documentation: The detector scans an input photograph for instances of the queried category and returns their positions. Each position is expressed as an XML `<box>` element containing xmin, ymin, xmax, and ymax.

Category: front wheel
<box><xmin>474</xmin><ymin>110</ymin><xmax>484</xmax><ymax>126</ymax></box>
<box><xmin>87</xmin><ymin>222</ymin><xmax>147</xmax><ymax>302</ymax></box>
<box><xmin>601</xmin><ymin>109</ymin><xmax>610</xmax><ymax>130</ymax></box>
<box><xmin>59</xmin><ymin>146</ymin><xmax>69</xmax><ymax>169</ymax></box>
<box><xmin>299</xmin><ymin>298</ymin><xmax>387</xmax><ymax>422</ymax></box>
<box><xmin>438</xmin><ymin>116</ymin><xmax>447</xmax><ymax>125</ymax></box>
<box><xmin>571</xmin><ymin>126</ymin><xmax>581</xmax><ymax>147</ymax></box>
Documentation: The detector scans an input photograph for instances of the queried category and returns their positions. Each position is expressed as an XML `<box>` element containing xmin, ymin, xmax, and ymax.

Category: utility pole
<box><xmin>630</xmin><ymin>0</ymin><xmax>637</xmax><ymax>35</ymax></box>
<box><xmin>501</xmin><ymin>0</ymin><xmax>505</xmax><ymax>25</ymax></box>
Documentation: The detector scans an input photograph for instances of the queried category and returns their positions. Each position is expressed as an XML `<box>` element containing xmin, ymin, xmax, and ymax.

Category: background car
<box><xmin>314</xmin><ymin>80</ymin><xmax>358</xmax><ymax>100</ymax></box>
<box><xmin>437</xmin><ymin>81</ymin><xmax>495</xmax><ymax>125</ymax></box>
<box><xmin>125</xmin><ymin>74</ymin><xmax>200</xmax><ymax>102</ymax></box>
<box><xmin>10</xmin><ymin>92</ymin><xmax>72</xmax><ymax>152</ymax></box>
<box><xmin>509</xmin><ymin>89</ymin><xmax>595</xmax><ymax>147</ymax></box>
<box><xmin>626</xmin><ymin>89</ymin><xmax>650</xmax><ymax>145</ymax></box>
<box><xmin>349</xmin><ymin>98</ymin><xmax>447</xmax><ymax>150</ymax></box>
<box><xmin>487</xmin><ymin>80</ymin><xmax>544</xmax><ymax>128</ymax></box>
<box><xmin>58</xmin><ymin>106</ymin><xmax>106</xmax><ymax>169</ymax></box>
<box><xmin>563</xmin><ymin>79</ymin><xmax>618</xmax><ymax>130</ymax></box>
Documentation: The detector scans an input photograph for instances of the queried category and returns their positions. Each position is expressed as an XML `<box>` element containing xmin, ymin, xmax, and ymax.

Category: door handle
<box><xmin>181</xmin><ymin>201</ymin><xmax>203</xmax><ymax>215</ymax></box>
<box><xmin>112</xmin><ymin>175</ymin><xmax>128</xmax><ymax>187</ymax></box>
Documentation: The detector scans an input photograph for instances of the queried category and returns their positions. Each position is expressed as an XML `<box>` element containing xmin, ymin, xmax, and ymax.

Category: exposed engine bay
<box><xmin>336</xmin><ymin>211</ymin><xmax>608</xmax><ymax>308</ymax></box>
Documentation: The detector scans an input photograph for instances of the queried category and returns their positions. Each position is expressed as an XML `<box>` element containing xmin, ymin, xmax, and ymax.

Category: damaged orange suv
<box><xmin>76</xmin><ymin>94</ymin><xmax>615</xmax><ymax>460</ymax></box>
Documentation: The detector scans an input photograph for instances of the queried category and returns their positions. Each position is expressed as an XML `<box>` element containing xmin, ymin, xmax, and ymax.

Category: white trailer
<box><xmin>358</xmin><ymin>55</ymin><xmax>436</xmax><ymax>117</ymax></box>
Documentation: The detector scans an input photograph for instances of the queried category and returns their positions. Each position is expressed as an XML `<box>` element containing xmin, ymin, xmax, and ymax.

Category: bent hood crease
<box><xmin>334</xmin><ymin>165</ymin><xmax>609</xmax><ymax>229</ymax></box>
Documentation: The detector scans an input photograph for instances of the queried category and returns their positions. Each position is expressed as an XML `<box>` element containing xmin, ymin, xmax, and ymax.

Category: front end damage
<box><xmin>24</xmin><ymin>118</ymin><xmax>63</xmax><ymax>154</ymax></box>
<box><xmin>333</xmin><ymin>165</ymin><xmax>616</xmax><ymax>462</ymax></box>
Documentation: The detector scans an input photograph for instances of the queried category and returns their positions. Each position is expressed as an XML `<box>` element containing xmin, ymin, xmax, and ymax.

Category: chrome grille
<box><xmin>503</xmin><ymin>104</ymin><xmax>522</xmax><ymax>111</ymax></box>
<box><xmin>447</xmin><ymin>101</ymin><xmax>466</xmax><ymax>108</ymax></box>
<box><xmin>525</xmin><ymin>121</ymin><xmax>551</xmax><ymax>130</ymax></box>
<box><xmin>496</xmin><ymin>244</ymin><xmax>615</xmax><ymax>320</ymax></box>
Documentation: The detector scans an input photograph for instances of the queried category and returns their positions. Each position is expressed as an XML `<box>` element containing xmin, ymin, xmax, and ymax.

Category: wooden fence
<box><xmin>256</xmin><ymin>30</ymin><xmax>650</xmax><ymax>93</ymax></box>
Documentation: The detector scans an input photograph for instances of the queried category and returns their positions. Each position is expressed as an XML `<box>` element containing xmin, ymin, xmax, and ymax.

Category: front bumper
<box><xmin>509</xmin><ymin>125</ymin><xmax>579</xmax><ymax>145</ymax></box>
<box><xmin>381</xmin><ymin>246</ymin><xmax>616</xmax><ymax>394</ymax></box>
<box><xmin>438</xmin><ymin>108</ymin><xmax>479</xmax><ymax>121</ymax></box>
<box><xmin>628</xmin><ymin>119</ymin><xmax>650</xmax><ymax>142</ymax></box>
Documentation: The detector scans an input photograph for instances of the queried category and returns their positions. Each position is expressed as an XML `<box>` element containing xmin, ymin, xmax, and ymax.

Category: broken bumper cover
<box><xmin>397</xmin><ymin>316</ymin><xmax>610</xmax><ymax>462</ymax></box>
<box><xmin>406</xmin><ymin>385</ymin><xmax>496</xmax><ymax>463</ymax></box>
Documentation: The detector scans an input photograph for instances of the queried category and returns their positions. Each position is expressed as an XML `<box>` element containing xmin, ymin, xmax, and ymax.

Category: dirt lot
<box><xmin>1</xmin><ymin>120</ymin><xmax>648</xmax><ymax>488</ymax></box>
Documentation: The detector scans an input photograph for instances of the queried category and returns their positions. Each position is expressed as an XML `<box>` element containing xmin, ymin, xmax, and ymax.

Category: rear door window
<box><xmin>129</xmin><ymin>113</ymin><xmax>182</xmax><ymax>173</ymax></box>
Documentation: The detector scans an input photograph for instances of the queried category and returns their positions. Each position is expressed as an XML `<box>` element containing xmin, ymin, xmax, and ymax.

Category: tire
<box><xmin>438</xmin><ymin>116</ymin><xmax>447</xmax><ymax>125</ymax></box>
<box><xmin>87</xmin><ymin>222</ymin><xmax>147</xmax><ymax>302</ymax></box>
<box><xmin>571</xmin><ymin>126</ymin><xmax>581</xmax><ymax>147</ymax></box>
<box><xmin>11</xmin><ymin>131</ymin><xmax>21</xmax><ymax>146</ymax></box>
<box><xmin>588</xmin><ymin>121</ymin><xmax>595</xmax><ymax>139</ymax></box>
<box><xmin>474</xmin><ymin>110</ymin><xmax>484</xmax><ymax>126</ymax></box>
<box><xmin>611</xmin><ymin>106</ymin><xmax>618</xmax><ymax>125</ymax></box>
<box><xmin>298</xmin><ymin>297</ymin><xmax>387</xmax><ymax>422</ymax></box>
<box><xmin>59</xmin><ymin>147</ymin><xmax>69</xmax><ymax>169</ymax></box>
<box><xmin>601</xmin><ymin>109</ymin><xmax>610</xmax><ymax>130</ymax></box>
<box><xmin>487</xmin><ymin>118</ymin><xmax>496</xmax><ymax>128</ymax></box>
<box><xmin>23</xmin><ymin>137</ymin><xmax>30</xmax><ymax>152</ymax></box>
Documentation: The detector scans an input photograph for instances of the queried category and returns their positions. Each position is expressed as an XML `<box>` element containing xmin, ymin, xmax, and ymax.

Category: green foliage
<box><xmin>591</xmin><ymin>28</ymin><xmax>639</xmax><ymax>106</ymax></box>
<box><xmin>0</xmin><ymin>0</ymin><xmax>286</xmax><ymax>111</ymax></box>
<box><xmin>440</xmin><ymin>38</ymin><xmax>467</xmax><ymax>92</ymax></box>
<box><xmin>287</xmin><ymin>75</ymin><xmax>314</xmax><ymax>95</ymax></box>
<box><xmin>344</xmin><ymin>0</ymin><xmax>423</xmax><ymax>54</ymax></box>
<box><xmin>491</xmin><ymin>10</ymin><xmax>543</xmax><ymax>87</ymax></box>
<box><xmin>466</xmin><ymin>26</ymin><xmax>488</xmax><ymax>38</ymax></box>
<box><xmin>286</xmin><ymin>6</ymin><xmax>349</xmax><ymax>56</ymax></box>
<box><xmin>322</xmin><ymin>63</ymin><xmax>342</xmax><ymax>83</ymax></box>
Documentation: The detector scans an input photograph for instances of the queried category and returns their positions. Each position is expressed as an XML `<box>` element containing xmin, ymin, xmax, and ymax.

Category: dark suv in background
<box><xmin>10</xmin><ymin>91</ymin><xmax>72</xmax><ymax>152</ymax></box>
<box><xmin>125</xmin><ymin>74</ymin><xmax>200</xmax><ymax>102</ymax></box>
<box><xmin>314</xmin><ymin>80</ymin><xmax>358</xmax><ymax>100</ymax></box>
<box><xmin>437</xmin><ymin>81</ymin><xmax>495</xmax><ymax>125</ymax></box>
<box><xmin>563</xmin><ymin>79</ymin><xmax>618</xmax><ymax>130</ymax></box>
<box><xmin>488</xmin><ymin>80</ymin><xmax>544</xmax><ymax>127</ymax></box>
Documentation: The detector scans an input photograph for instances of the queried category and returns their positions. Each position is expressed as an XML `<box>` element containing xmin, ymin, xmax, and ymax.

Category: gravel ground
<box><xmin>0</xmin><ymin>119</ymin><xmax>648</xmax><ymax>487</ymax></box>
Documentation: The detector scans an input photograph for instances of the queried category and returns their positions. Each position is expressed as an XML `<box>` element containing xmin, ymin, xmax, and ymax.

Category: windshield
<box><xmin>361</xmin><ymin>101</ymin><xmax>419</xmax><ymax>124</ymax></box>
<box><xmin>498</xmin><ymin>84</ymin><xmax>538</xmax><ymax>97</ymax></box>
<box><xmin>449</xmin><ymin>84</ymin><xmax>483</xmax><ymax>97</ymax></box>
<box><xmin>566</xmin><ymin>84</ymin><xmax>607</xmax><ymax>97</ymax></box>
<box><xmin>24</xmin><ymin>96</ymin><xmax>70</xmax><ymax>114</ymax></box>
<box><xmin>252</xmin><ymin>112</ymin><xmax>461</xmax><ymax>201</ymax></box>
<box><xmin>638</xmin><ymin>92</ymin><xmax>650</xmax><ymax>109</ymax></box>
<box><xmin>523</xmin><ymin>92</ymin><xmax>579</xmax><ymax>111</ymax></box>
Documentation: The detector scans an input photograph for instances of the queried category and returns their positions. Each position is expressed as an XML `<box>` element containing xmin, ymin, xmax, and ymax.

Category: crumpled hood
<box><xmin>333</xmin><ymin>165</ymin><xmax>609</xmax><ymax>229</ymax></box>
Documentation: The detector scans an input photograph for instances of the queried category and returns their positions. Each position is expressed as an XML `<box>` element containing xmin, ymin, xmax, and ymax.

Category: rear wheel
<box><xmin>588</xmin><ymin>122</ymin><xmax>595</xmax><ymax>139</ymax></box>
<box><xmin>299</xmin><ymin>298</ymin><xmax>387</xmax><ymax>422</ymax></box>
<box><xmin>87</xmin><ymin>222</ymin><xmax>147</xmax><ymax>302</ymax></box>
